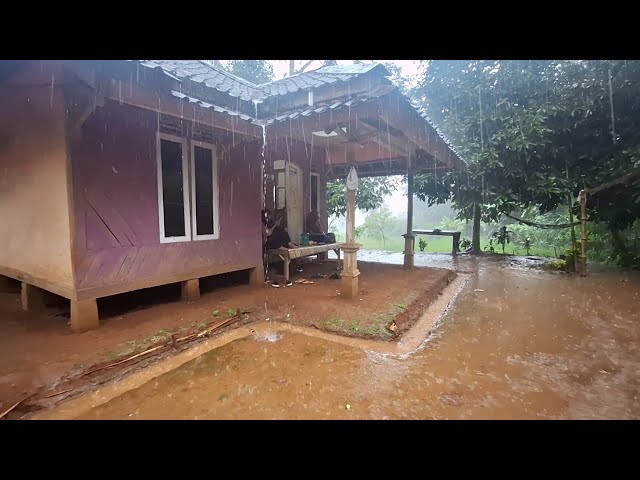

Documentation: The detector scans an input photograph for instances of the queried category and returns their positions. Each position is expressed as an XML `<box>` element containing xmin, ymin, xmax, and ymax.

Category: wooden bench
<box><xmin>265</xmin><ymin>243</ymin><xmax>343</xmax><ymax>282</ymax></box>
<box><xmin>412</xmin><ymin>229</ymin><xmax>462</xmax><ymax>255</ymax></box>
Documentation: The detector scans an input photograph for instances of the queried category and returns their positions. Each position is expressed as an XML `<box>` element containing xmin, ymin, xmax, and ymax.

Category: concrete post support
<box><xmin>341</xmin><ymin>245</ymin><xmax>360</xmax><ymax>299</ymax></box>
<box><xmin>70</xmin><ymin>299</ymin><xmax>99</xmax><ymax>332</ymax></box>
<box><xmin>250</xmin><ymin>265</ymin><xmax>265</xmax><ymax>285</ymax></box>
<box><xmin>341</xmin><ymin>184</ymin><xmax>360</xmax><ymax>299</ymax></box>
<box><xmin>21</xmin><ymin>283</ymin><xmax>47</xmax><ymax>312</ymax></box>
<box><xmin>181</xmin><ymin>278</ymin><xmax>200</xmax><ymax>303</ymax></box>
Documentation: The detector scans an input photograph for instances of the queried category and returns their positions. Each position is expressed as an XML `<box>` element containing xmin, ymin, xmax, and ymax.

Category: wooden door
<box><xmin>286</xmin><ymin>163</ymin><xmax>303</xmax><ymax>244</ymax></box>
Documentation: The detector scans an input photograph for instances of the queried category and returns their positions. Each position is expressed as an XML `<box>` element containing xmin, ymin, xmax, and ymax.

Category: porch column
<box><xmin>341</xmin><ymin>167</ymin><xmax>360</xmax><ymax>299</ymax></box>
<box><xmin>403</xmin><ymin>173</ymin><xmax>415</xmax><ymax>268</ymax></box>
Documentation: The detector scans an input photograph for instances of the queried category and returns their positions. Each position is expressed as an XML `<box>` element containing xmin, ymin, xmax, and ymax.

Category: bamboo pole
<box><xmin>566</xmin><ymin>163</ymin><xmax>578</xmax><ymax>273</ymax></box>
<box><xmin>568</xmin><ymin>193</ymin><xmax>578</xmax><ymax>273</ymax></box>
<box><xmin>579</xmin><ymin>189</ymin><xmax>587</xmax><ymax>276</ymax></box>
<box><xmin>575</xmin><ymin>168</ymin><xmax>640</xmax><ymax>276</ymax></box>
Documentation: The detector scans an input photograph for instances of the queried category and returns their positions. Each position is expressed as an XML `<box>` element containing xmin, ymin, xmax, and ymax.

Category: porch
<box><xmin>261</xmin><ymin>65</ymin><xmax>466</xmax><ymax>297</ymax></box>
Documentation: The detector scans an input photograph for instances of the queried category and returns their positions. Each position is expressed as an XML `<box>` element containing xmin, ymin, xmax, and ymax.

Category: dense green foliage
<box><xmin>327</xmin><ymin>176</ymin><xmax>400</xmax><ymax>218</ymax></box>
<box><xmin>412</xmin><ymin>60</ymin><xmax>640</xmax><ymax>267</ymax></box>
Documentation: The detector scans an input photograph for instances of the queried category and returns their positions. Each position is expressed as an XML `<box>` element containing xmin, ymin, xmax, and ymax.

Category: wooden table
<box><xmin>412</xmin><ymin>229</ymin><xmax>461</xmax><ymax>255</ymax></box>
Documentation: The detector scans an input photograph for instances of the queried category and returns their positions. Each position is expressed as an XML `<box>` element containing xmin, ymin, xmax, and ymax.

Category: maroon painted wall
<box><xmin>70</xmin><ymin>101</ymin><xmax>263</xmax><ymax>299</ymax></box>
<box><xmin>264</xmin><ymin>137</ymin><xmax>328</xmax><ymax>232</ymax></box>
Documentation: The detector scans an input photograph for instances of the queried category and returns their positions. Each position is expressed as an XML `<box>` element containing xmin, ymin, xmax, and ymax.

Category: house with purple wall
<box><xmin>0</xmin><ymin>60</ymin><xmax>465</xmax><ymax>332</ymax></box>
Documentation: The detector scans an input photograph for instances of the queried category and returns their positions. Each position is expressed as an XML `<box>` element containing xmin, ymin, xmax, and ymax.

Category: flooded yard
<box><xmin>37</xmin><ymin>252</ymin><xmax>640</xmax><ymax>420</ymax></box>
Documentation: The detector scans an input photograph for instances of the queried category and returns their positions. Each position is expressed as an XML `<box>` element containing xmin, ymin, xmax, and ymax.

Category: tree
<box><xmin>327</xmin><ymin>176</ymin><xmax>400</xmax><ymax>218</ymax></box>
<box><xmin>362</xmin><ymin>205</ymin><xmax>396</xmax><ymax>247</ymax></box>
<box><xmin>412</xmin><ymin>60</ymin><xmax>640</xmax><ymax>265</ymax></box>
<box><xmin>224</xmin><ymin>60</ymin><xmax>274</xmax><ymax>84</ymax></box>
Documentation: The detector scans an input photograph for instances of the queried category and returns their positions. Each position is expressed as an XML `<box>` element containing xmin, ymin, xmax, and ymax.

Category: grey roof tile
<box><xmin>169</xmin><ymin>90</ymin><xmax>254</xmax><ymax>123</ymax></box>
<box><xmin>135</xmin><ymin>61</ymin><xmax>464</xmax><ymax>165</ymax></box>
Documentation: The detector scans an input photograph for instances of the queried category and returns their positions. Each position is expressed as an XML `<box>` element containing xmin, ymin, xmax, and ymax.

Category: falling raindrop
<box><xmin>301</xmin><ymin>123</ymin><xmax>308</xmax><ymax>158</ymax></box>
<box><xmin>50</xmin><ymin>74</ymin><xmax>54</xmax><ymax>108</ymax></box>
<box><xmin>608</xmin><ymin>66</ymin><xmax>616</xmax><ymax>145</ymax></box>
<box><xmin>478</xmin><ymin>85</ymin><xmax>484</xmax><ymax>152</ymax></box>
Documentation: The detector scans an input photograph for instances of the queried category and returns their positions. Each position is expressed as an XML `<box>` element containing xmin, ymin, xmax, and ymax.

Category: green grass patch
<box><xmin>322</xmin><ymin>317</ymin><xmax>392</xmax><ymax>338</ymax></box>
<box><xmin>357</xmin><ymin>235</ymin><xmax>558</xmax><ymax>258</ymax></box>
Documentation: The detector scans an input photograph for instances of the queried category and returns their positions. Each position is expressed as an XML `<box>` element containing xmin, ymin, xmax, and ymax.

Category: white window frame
<box><xmin>310</xmin><ymin>172</ymin><xmax>321</xmax><ymax>213</ymax></box>
<box><xmin>190</xmin><ymin>140</ymin><xmax>220</xmax><ymax>241</ymax></box>
<box><xmin>157</xmin><ymin>133</ymin><xmax>191</xmax><ymax>244</ymax></box>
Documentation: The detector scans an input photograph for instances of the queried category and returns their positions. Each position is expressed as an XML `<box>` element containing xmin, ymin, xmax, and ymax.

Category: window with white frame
<box><xmin>157</xmin><ymin>133</ymin><xmax>219</xmax><ymax>243</ymax></box>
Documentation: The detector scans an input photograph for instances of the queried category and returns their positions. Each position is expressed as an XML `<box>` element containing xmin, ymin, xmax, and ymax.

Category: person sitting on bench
<box><xmin>262</xmin><ymin>209</ymin><xmax>299</xmax><ymax>250</ymax></box>
<box><xmin>305</xmin><ymin>210</ymin><xmax>336</xmax><ymax>244</ymax></box>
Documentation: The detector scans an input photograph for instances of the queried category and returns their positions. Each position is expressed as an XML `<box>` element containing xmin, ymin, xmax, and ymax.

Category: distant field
<box><xmin>355</xmin><ymin>235</ymin><xmax>557</xmax><ymax>258</ymax></box>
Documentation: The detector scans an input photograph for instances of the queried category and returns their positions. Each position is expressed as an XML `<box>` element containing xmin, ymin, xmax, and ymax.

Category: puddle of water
<box><xmin>255</xmin><ymin>331</ymin><xmax>283</xmax><ymax>343</ymax></box>
<box><xmin>38</xmin><ymin>252</ymin><xmax>640</xmax><ymax>420</ymax></box>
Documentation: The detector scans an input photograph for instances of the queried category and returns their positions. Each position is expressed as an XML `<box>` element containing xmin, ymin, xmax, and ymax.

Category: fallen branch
<box><xmin>504</xmin><ymin>213</ymin><xmax>581</xmax><ymax>229</ymax></box>
<box><xmin>196</xmin><ymin>315</ymin><xmax>239</xmax><ymax>338</ymax></box>
<box><xmin>586</xmin><ymin>169</ymin><xmax>640</xmax><ymax>195</ymax></box>
<box><xmin>10</xmin><ymin>311</ymin><xmax>247</xmax><ymax>417</ymax></box>
<box><xmin>82</xmin><ymin>314</ymin><xmax>242</xmax><ymax>376</ymax></box>
<box><xmin>82</xmin><ymin>344</ymin><xmax>170</xmax><ymax>376</ymax></box>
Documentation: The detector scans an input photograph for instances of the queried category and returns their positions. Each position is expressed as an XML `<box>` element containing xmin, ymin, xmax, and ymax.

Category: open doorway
<box><xmin>273</xmin><ymin>160</ymin><xmax>304</xmax><ymax>244</ymax></box>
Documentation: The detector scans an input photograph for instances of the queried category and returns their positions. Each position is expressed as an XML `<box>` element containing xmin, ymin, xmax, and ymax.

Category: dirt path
<box><xmin>62</xmin><ymin>255</ymin><xmax>640</xmax><ymax>420</ymax></box>
<box><xmin>0</xmin><ymin>259</ymin><xmax>452</xmax><ymax>413</ymax></box>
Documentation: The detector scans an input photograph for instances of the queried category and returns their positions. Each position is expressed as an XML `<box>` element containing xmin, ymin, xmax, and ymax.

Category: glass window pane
<box><xmin>193</xmin><ymin>145</ymin><xmax>215</xmax><ymax>236</ymax></box>
<box><xmin>160</xmin><ymin>139</ymin><xmax>186</xmax><ymax>238</ymax></box>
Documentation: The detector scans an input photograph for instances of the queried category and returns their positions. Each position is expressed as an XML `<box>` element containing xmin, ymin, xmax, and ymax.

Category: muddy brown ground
<box><xmin>0</xmin><ymin>260</ymin><xmax>452</xmax><ymax>414</ymax></box>
<box><xmin>52</xmin><ymin>254</ymin><xmax>640</xmax><ymax>420</ymax></box>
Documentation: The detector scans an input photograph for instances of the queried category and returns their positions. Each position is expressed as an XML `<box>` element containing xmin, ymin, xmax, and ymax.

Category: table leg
<box><xmin>453</xmin><ymin>233</ymin><xmax>461</xmax><ymax>255</ymax></box>
<box><xmin>284</xmin><ymin>257</ymin><xmax>291</xmax><ymax>282</ymax></box>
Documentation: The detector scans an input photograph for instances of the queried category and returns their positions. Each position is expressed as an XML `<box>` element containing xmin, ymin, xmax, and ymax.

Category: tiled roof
<box><xmin>261</xmin><ymin>97</ymin><xmax>377</xmax><ymax>125</ymax></box>
<box><xmin>257</xmin><ymin>63</ymin><xmax>389</xmax><ymax>98</ymax></box>
<box><xmin>130</xmin><ymin>60</ymin><xmax>465</xmax><ymax>165</ymax></box>
<box><xmin>136</xmin><ymin>60</ymin><xmax>390</xmax><ymax>101</ymax></box>
<box><xmin>170</xmin><ymin>91</ymin><xmax>255</xmax><ymax>122</ymax></box>
<box><xmin>139</xmin><ymin>60</ymin><xmax>259</xmax><ymax>102</ymax></box>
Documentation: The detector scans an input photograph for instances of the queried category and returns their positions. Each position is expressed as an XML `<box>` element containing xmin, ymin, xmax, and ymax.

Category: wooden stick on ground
<box><xmin>196</xmin><ymin>315</ymin><xmax>239</xmax><ymax>338</ymax></box>
<box><xmin>0</xmin><ymin>392</ymin><xmax>38</xmax><ymax>420</ymax></box>
<box><xmin>2</xmin><ymin>314</ymin><xmax>247</xmax><ymax>418</ymax></box>
<box><xmin>43</xmin><ymin>388</ymin><xmax>74</xmax><ymax>399</ymax></box>
<box><xmin>81</xmin><ymin>343</ymin><xmax>170</xmax><ymax>376</ymax></box>
<box><xmin>0</xmin><ymin>399</ymin><xmax>24</xmax><ymax>420</ymax></box>
<box><xmin>85</xmin><ymin>315</ymin><xmax>241</xmax><ymax>375</ymax></box>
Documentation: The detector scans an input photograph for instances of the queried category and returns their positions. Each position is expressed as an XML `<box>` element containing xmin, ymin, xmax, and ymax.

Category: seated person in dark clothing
<box><xmin>305</xmin><ymin>210</ymin><xmax>336</xmax><ymax>244</ymax></box>
<box><xmin>262</xmin><ymin>209</ymin><xmax>299</xmax><ymax>250</ymax></box>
